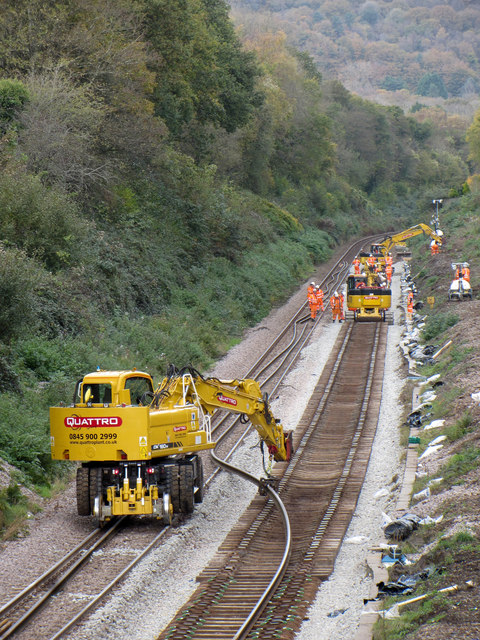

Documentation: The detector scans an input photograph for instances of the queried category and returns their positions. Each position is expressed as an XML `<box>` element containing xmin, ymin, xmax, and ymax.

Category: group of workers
<box><xmin>353</xmin><ymin>252</ymin><xmax>393</xmax><ymax>286</ymax></box>
<box><xmin>307</xmin><ymin>282</ymin><xmax>345</xmax><ymax>322</ymax></box>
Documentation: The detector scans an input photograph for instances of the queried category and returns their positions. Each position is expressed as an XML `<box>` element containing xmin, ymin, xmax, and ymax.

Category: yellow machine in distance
<box><xmin>347</xmin><ymin>223</ymin><xmax>443</xmax><ymax>323</ymax></box>
<box><xmin>50</xmin><ymin>366</ymin><xmax>293</xmax><ymax>523</ymax></box>
<box><xmin>370</xmin><ymin>223</ymin><xmax>443</xmax><ymax>258</ymax></box>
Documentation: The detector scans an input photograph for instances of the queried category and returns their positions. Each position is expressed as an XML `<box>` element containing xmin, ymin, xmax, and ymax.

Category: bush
<box><xmin>421</xmin><ymin>312</ymin><xmax>459</xmax><ymax>341</ymax></box>
<box><xmin>0</xmin><ymin>173</ymin><xmax>90</xmax><ymax>271</ymax></box>
<box><xmin>0</xmin><ymin>78</ymin><xmax>29</xmax><ymax>130</ymax></box>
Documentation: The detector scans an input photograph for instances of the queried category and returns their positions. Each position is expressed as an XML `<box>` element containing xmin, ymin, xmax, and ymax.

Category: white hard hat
<box><xmin>334</xmin><ymin>291</ymin><xmax>339</xmax><ymax>296</ymax></box>
<box><xmin>310</xmin><ymin>281</ymin><xmax>315</xmax><ymax>286</ymax></box>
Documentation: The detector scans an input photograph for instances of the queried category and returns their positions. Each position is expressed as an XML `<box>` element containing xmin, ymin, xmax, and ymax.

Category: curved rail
<box><xmin>157</xmin><ymin>320</ymin><xmax>388</xmax><ymax>638</ymax></box>
<box><xmin>0</xmin><ymin>234</ymin><xmax>385</xmax><ymax>640</ymax></box>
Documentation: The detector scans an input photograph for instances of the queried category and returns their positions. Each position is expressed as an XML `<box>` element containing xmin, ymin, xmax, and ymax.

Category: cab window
<box><xmin>83</xmin><ymin>383</ymin><xmax>112</xmax><ymax>404</ymax></box>
<box><xmin>125</xmin><ymin>377</ymin><xmax>154</xmax><ymax>406</ymax></box>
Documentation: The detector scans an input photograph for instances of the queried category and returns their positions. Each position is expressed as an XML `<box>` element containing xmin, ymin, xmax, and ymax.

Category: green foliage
<box><xmin>416</xmin><ymin>73</ymin><xmax>448</xmax><ymax>99</ymax></box>
<box><xmin>143</xmin><ymin>0</ymin><xmax>262</xmax><ymax>135</ymax></box>
<box><xmin>0</xmin><ymin>78</ymin><xmax>29</xmax><ymax>130</ymax></box>
<box><xmin>373</xmin><ymin>594</ymin><xmax>448</xmax><ymax>639</ymax></box>
<box><xmin>0</xmin><ymin>0</ymin><xmax>469</xmax><ymax>494</ymax></box>
<box><xmin>410</xmin><ymin>102</ymin><xmax>427</xmax><ymax>114</ymax></box>
<box><xmin>466</xmin><ymin>108</ymin><xmax>480</xmax><ymax>167</ymax></box>
<box><xmin>439</xmin><ymin>447</ymin><xmax>480</xmax><ymax>487</ymax></box>
<box><xmin>0</xmin><ymin>481</ymin><xmax>28</xmax><ymax>536</ymax></box>
<box><xmin>0</xmin><ymin>172</ymin><xmax>89</xmax><ymax>270</ymax></box>
<box><xmin>381</xmin><ymin>76</ymin><xmax>405</xmax><ymax>91</ymax></box>
<box><xmin>0</xmin><ymin>391</ymin><xmax>59</xmax><ymax>483</ymax></box>
<box><xmin>421</xmin><ymin>311</ymin><xmax>459</xmax><ymax>341</ymax></box>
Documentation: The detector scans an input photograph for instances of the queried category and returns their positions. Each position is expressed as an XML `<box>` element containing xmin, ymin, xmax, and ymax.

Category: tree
<box><xmin>466</xmin><ymin>108</ymin><xmax>480</xmax><ymax>167</ymax></box>
<box><xmin>0</xmin><ymin>79</ymin><xmax>29</xmax><ymax>132</ymax></box>
<box><xmin>18</xmin><ymin>70</ymin><xmax>109</xmax><ymax>192</ymax></box>
<box><xmin>416</xmin><ymin>73</ymin><xmax>448</xmax><ymax>99</ymax></box>
<box><xmin>142</xmin><ymin>0</ymin><xmax>262</xmax><ymax>136</ymax></box>
<box><xmin>360</xmin><ymin>1</ymin><xmax>380</xmax><ymax>26</ymax></box>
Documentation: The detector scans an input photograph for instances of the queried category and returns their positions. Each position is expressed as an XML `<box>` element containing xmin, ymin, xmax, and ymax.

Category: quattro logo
<box><xmin>65</xmin><ymin>416</ymin><xmax>123</xmax><ymax>429</ymax></box>
<box><xmin>173</xmin><ymin>426</ymin><xmax>187</xmax><ymax>433</ymax></box>
<box><xmin>217</xmin><ymin>394</ymin><xmax>237</xmax><ymax>406</ymax></box>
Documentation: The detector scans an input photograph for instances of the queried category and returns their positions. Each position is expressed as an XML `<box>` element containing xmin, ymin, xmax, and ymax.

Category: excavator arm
<box><xmin>152</xmin><ymin>366</ymin><xmax>293</xmax><ymax>462</ymax></box>
<box><xmin>377</xmin><ymin>223</ymin><xmax>443</xmax><ymax>255</ymax></box>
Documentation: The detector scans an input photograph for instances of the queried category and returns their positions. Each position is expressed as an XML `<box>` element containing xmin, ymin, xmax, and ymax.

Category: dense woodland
<box><xmin>0</xmin><ymin>0</ymin><xmax>473</xmax><ymax>519</ymax></box>
<box><xmin>231</xmin><ymin>0</ymin><xmax>480</xmax><ymax>114</ymax></box>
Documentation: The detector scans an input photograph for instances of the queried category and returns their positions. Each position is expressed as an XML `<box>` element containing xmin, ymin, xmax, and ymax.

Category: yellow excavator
<box><xmin>369</xmin><ymin>223</ymin><xmax>443</xmax><ymax>259</ymax></box>
<box><xmin>346</xmin><ymin>224</ymin><xmax>443</xmax><ymax>323</ymax></box>
<box><xmin>50</xmin><ymin>366</ymin><xmax>293</xmax><ymax>523</ymax></box>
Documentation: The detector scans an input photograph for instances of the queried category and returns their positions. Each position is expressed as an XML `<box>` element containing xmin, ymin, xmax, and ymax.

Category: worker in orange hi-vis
<box><xmin>353</xmin><ymin>257</ymin><xmax>361</xmax><ymax>275</ymax></box>
<box><xmin>385</xmin><ymin>264</ymin><xmax>393</xmax><ymax>284</ymax></box>
<box><xmin>407</xmin><ymin>289</ymin><xmax>414</xmax><ymax>306</ymax></box>
<box><xmin>367</xmin><ymin>254</ymin><xmax>376</xmax><ymax>269</ymax></box>
<box><xmin>307</xmin><ymin>281</ymin><xmax>316</xmax><ymax>296</ymax></box>
<box><xmin>386</xmin><ymin>253</ymin><xmax>393</xmax><ymax>267</ymax></box>
<box><xmin>330</xmin><ymin>291</ymin><xmax>343</xmax><ymax>323</ymax></box>
<box><xmin>339</xmin><ymin>291</ymin><xmax>345</xmax><ymax>320</ymax></box>
<box><xmin>431</xmin><ymin>241</ymin><xmax>440</xmax><ymax>255</ymax></box>
<box><xmin>308</xmin><ymin>290</ymin><xmax>319</xmax><ymax>321</ymax></box>
<box><xmin>315</xmin><ymin>285</ymin><xmax>324</xmax><ymax>311</ymax></box>
<box><xmin>462</xmin><ymin>266</ymin><xmax>470</xmax><ymax>282</ymax></box>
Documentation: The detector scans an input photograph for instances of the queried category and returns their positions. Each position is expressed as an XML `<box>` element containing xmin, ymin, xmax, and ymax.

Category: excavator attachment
<box><xmin>51</xmin><ymin>367</ymin><xmax>292</xmax><ymax>521</ymax></box>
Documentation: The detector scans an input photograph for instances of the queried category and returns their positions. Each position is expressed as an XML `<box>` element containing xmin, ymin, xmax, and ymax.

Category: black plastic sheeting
<box><xmin>384</xmin><ymin>513</ymin><xmax>421</xmax><ymax>542</ymax></box>
<box><xmin>364</xmin><ymin>567</ymin><xmax>435</xmax><ymax>603</ymax></box>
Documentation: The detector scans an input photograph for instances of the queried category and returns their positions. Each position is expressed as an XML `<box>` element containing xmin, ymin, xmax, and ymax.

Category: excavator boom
<box><xmin>50</xmin><ymin>366</ymin><xmax>292</xmax><ymax>522</ymax></box>
<box><xmin>376</xmin><ymin>223</ymin><xmax>443</xmax><ymax>256</ymax></box>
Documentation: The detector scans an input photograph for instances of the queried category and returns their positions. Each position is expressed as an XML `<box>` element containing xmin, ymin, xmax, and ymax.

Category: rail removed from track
<box><xmin>156</xmin><ymin>321</ymin><xmax>388</xmax><ymax>640</ymax></box>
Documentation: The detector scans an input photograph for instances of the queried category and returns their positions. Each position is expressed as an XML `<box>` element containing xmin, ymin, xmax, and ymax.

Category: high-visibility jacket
<box><xmin>308</xmin><ymin>292</ymin><xmax>319</xmax><ymax>319</ymax></box>
<box><xmin>431</xmin><ymin>242</ymin><xmax>439</xmax><ymax>255</ymax></box>
<box><xmin>330</xmin><ymin>295</ymin><xmax>344</xmax><ymax>320</ymax></box>
<box><xmin>307</xmin><ymin>284</ymin><xmax>316</xmax><ymax>296</ymax></box>
<box><xmin>367</xmin><ymin>255</ymin><xmax>375</xmax><ymax>268</ymax></box>
<box><xmin>353</xmin><ymin>258</ymin><xmax>361</xmax><ymax>274</ymax></box>
<box><xmin>386</xmin><ymin>255</ymin><xmax>393</xmax><ymax>266</ymax></box>
<box><xmin>385</xmin><ymin>265</ymin><xmax>393</xmax><ymax>281</ymax></box>
<box><xmin>315</xmin><ymin>288</ymin><xmax>324</xmax><ymax>310</ymax></box>
<box><xmin>462</xmin><ymin>268</ymin><xmax>470</xmax><ymax>282</ymax></box>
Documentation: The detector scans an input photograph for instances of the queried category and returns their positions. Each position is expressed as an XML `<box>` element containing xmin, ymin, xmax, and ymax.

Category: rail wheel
<box><xmin>179</xmin><ymin>465</ymin><xmax>195</xmax><ymax>514</ymax></box>
<box><xmin>194</xmin><ymin>457</ymin><xmax>204</xmax><ymax>504</ymax></box>
<box><xmin>163</xmin><ymin>493</ymin><xmax>173</xmax><ymax>525</ymax></box>
<box><xmin>76</xmin><ymin>467</ymin><xmax>91</xmax><ymax>516</ymax></box>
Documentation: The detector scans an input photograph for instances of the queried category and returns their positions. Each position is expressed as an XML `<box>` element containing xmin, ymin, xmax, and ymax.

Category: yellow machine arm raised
<box><xmin>152</xmin><ymin>366</ymin><xmax>293</xmax><ymax>462</ymax></box>
<box><xmin>50</xmin><ymin>366</ymin><xmax>292</xmax><ymax>522</ymax></box>
<box><xmin>374</xmin><ymin>223</ymin><xmax>443</xmax><ymax>256</ymax></box>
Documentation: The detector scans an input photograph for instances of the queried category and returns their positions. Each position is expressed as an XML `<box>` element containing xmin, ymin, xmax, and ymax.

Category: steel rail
<box><xmin>49</xmin><ymin>527</ymin><xmax>170</xmax><ymax>640</ymax></box>
<box><xmin>0</xmin><ymin>518</ymin><xmax>125</xmax><ymax>639</ymax></box>
<box><xmin>0</xmin><ymin>527</ymin><xmax>101</xmax><ymax>619</ymax></box>
<box><xmin>1</xmin><ymin>234</ymin><xmax>385</xmax><ymax>640</ymax></box>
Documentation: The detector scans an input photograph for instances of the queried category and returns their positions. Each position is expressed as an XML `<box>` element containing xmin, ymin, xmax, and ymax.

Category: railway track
<box><xmin>0</xmin><ymin>235</ymin><xmax>386</xmax><ymax>639</ymax></box>
<box><xmin>156</xmin><ymin>320</ymin><xmax>388</xmax><ymax>639</ymax></box>
<box><xmin>0</xmin><ymin>518</ymin><xmax>169</xmax><ymax>640</ymax></box>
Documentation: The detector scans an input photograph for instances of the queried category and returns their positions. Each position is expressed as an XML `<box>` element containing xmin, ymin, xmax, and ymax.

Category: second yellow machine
<box><xmin>50</xmin><ymin>366</ymin><xmax>293</xmax><ymax>523</ymax></box>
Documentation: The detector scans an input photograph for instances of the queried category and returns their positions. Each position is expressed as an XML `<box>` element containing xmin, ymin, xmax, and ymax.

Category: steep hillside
<box><xmin>231</xmin><ymin>0</ymin><xmax>480</xmax><ymax>117</ymax></box>
<box><xmin>0</xmin><ymin>0</ymin><xmax>470</xmax><ymax>531</ymax></box>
